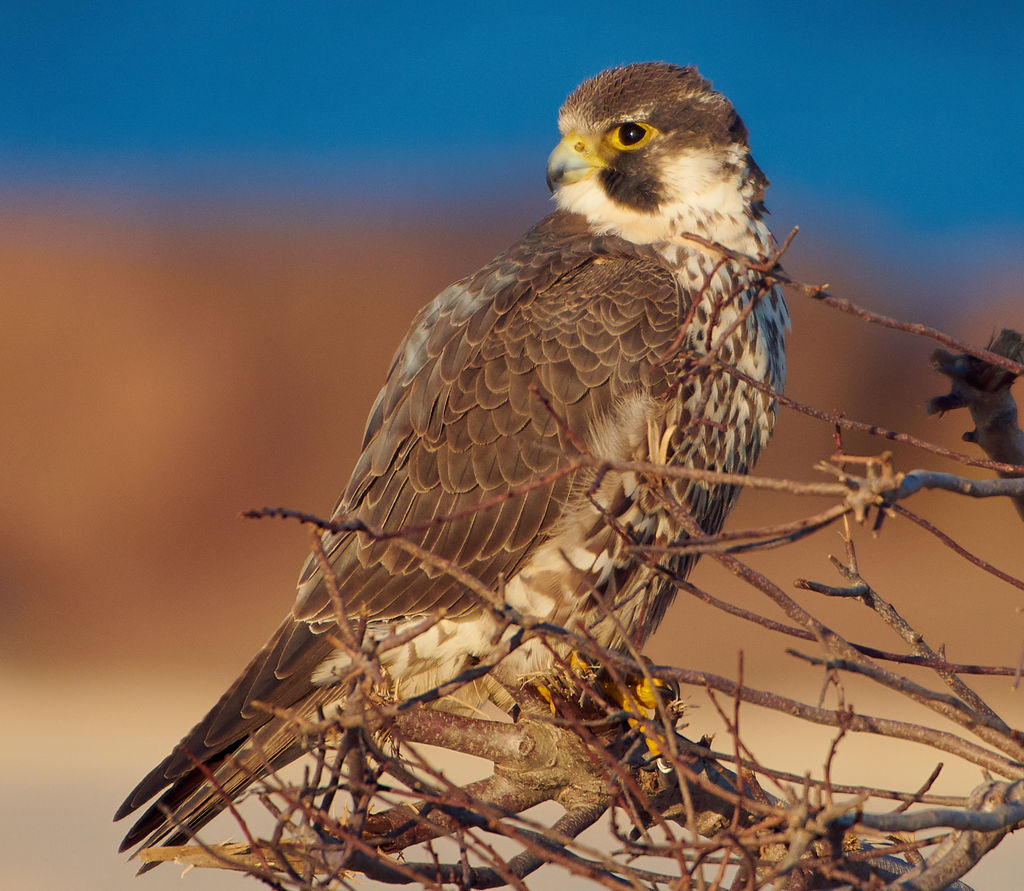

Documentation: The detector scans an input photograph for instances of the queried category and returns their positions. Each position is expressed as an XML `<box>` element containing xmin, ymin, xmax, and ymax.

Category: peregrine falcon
<box><xmin>116</xmin><ymin>62</ymin><xmax>789</xmax><ymax>856</ymax></box>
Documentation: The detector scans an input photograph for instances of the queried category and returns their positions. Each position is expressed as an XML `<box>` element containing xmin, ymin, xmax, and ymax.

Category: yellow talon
<box><xmin>534</xmin><ymin>683</ymin><xmax>557</xmax><ymax>713</ymax></box>
<box><xmin>569</xmin><ymin>651</ymin><xmax>592</xmax><ymax>675</ymax></box>
<box><xmin>534</xmin><ymin>654</ymin><xmax>601</xmax><ymax>713</ymax></box>
<box><xmin>548</xmin><ymin>653</ymin><xmax>677</xmax><ymax>758</ymax></box>
<box><xmin>632</xmin><ymin>675</ymin><xmax>675</xmax><ymax>710</ymax></box>
<box><xmin>640</xmin><ymin>724</ymin><xmax>664</xmax><ymax>758</ymax></box>
<box><xmin>600</xmin><ymin>671</ymin><xmax>672</xmax><ymax>712</ymax></box>
<box><xmin>606</xmin><ymin>671</ymin><xmax>676</xmax><ymax>758</ymax></box>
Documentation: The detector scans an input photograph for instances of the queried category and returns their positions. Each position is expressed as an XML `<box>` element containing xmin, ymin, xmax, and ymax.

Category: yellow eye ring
<box><xmin>607</xmin><ymin>121</ymin><xmax>655</xmax><ymax>151</ymax></box>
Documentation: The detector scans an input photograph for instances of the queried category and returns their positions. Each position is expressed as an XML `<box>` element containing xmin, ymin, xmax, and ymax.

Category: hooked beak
<box><xmin>546</xmin><ymin>131</ymin><xmax>607</xmax><ymax>192</ymax></box>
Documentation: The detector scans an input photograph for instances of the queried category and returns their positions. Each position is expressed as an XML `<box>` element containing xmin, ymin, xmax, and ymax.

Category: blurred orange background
<box><xmin>2</xmin><ymin>194</ymin><xmax>1022</xmax><ymax>889</ymax></box>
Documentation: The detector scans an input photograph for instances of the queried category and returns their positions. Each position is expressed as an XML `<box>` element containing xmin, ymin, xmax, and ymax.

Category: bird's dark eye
<box><xmin>618</xmin><ymin>123</ymin><xmax>647</xmax><ymax>145</ymax></box>
<box><xmin>606</xmin><ymin>121</ymin><xmax>655</xmax><ymax>150</ymax></box>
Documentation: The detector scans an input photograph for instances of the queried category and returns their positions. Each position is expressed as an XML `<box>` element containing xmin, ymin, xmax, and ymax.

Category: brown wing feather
<box><xmin>116</xmin><ymin>210</ymin><xmax>689</xmax><ymax>853</ymax></box>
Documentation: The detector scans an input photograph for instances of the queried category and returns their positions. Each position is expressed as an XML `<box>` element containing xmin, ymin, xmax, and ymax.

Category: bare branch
<box><xmin>130</xmin><ymin>267</ymin><xmax>1024</xmax><ymax>890</ymax></box>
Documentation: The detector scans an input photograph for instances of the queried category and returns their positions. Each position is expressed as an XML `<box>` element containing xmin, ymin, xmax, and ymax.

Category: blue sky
<box><xmin>2</xmin><ymin>2</ymin><xmax>1022</xmax><ymax>244</ymax></box>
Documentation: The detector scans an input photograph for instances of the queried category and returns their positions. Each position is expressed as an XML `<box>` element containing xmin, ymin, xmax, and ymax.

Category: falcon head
<box><xmin>547</xmin><ymin>62</ymin><xmax>769</xmax><ymax>253</ymax></box>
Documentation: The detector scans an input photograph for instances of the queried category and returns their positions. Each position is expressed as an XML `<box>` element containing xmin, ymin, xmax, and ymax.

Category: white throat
<box><xmin>553</xmin><ymin>147</ymin><xmax>771</xmax><ymax>258</ymax></box>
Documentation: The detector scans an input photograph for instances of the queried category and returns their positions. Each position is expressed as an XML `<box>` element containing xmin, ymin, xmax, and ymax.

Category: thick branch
<box><xmin>882</xmin><ymin>779</ymin><xmax>1024</xmax><ymax>890</ymax></box>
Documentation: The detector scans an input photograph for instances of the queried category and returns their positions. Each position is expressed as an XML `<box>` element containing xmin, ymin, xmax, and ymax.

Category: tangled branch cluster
<box><xmin>138</xmin><ymin>255</ymin><xmax>1024</xmax><ymax>890</ymax></box>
